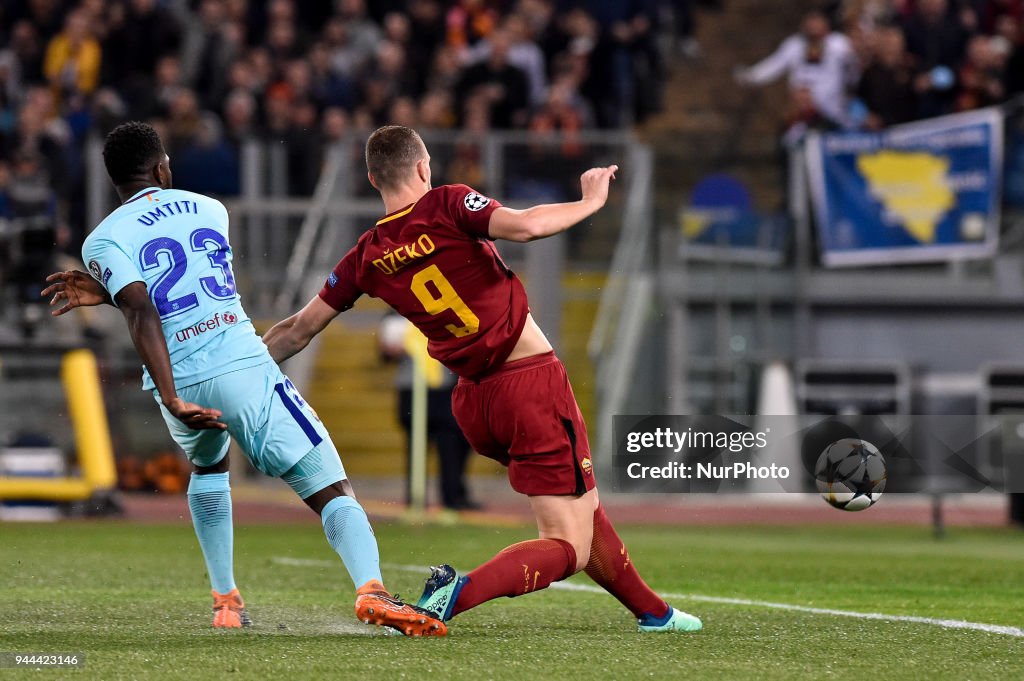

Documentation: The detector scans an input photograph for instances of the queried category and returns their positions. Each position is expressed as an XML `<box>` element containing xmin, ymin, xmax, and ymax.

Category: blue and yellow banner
<box><xmin>807</xmin><ymin>108</ymin><xmax>1003</xmax><ymax>267</ymax></box>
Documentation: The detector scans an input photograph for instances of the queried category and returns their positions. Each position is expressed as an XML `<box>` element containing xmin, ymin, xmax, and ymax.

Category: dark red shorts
<box><xmin>451</xmin><ymin>351</ymin><xmax>596</xmax><ymax>497</ymax></box>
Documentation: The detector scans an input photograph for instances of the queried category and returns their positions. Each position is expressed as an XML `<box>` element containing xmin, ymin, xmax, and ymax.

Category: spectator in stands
<box><xmin>735</xmin><ymin>9</ymin><xmax>858</xmax><ymax>128</ymax></box>
<box><xmin>43</xmin><ymin>8</ymin><xmax>101</xmax><ymax>103</ymax></box>
<box><xmin>856</xmin><ymin>26</ymin><xmax>919</xmax><ymax>128</ymax></box>
<box><xmin>181</xmin><ymin>0</ymin><xmax>240</xmax><ymax>110</ymax></box>
<box><xmin>902</xmin><ymin>0</ymin><xmax>968</xmax><ymax>117</ymax></box>
<box><xmin>166</xmin><ymin>88</ymin><xmax>203</xmax><ymax>152</ymax></box>
<box><xmin>308</xmin><ymin>41</ymin><xmax>356</xmax><ymax>110</ymax></box>
<box><xmin>5</xmin><ymin>86</ymin><xmax>70</xmax><ymax>197</ymax></box>
<box><xmin>406</xmin><ymin>0</ymin><xmax>447</xmax><ymax>93</ymax></box>
<box><xmin>455</xmin><ymin>28</ymin><xmax>530</xmax><ymax>129</ymax></box>
<box><xmin>0</xmin><ymin>51</ymin><xmax>19</xmax><ymax>134</ymax></box>
<box><xmin>321</xmin><ymin>106</ymin><xmax>350</xmax><ymax>144</ymax></box>
<box><xmin>419</xmin><ymin>89</ymin><xmax>456</xmax><ymax>129</ymax></box>
<box><xmin>558</xmin><ymin>8</ymin><xmax>616</xmax><ymax>128</ymax></box>
<box><xmin>530</xmin><ymin>74</ymin><xmax>592</xmax><ymax>135</ymax></box>
<box><xmin>388</xmin><ymin>96</ymin><xmax>419</xmax><ymax>128</ymax></box>
<box><xmin>623</xmin><ymin>1</ymin><xmax>665</xmax><ymax>124</ymax></box>
<box><xmin>978</xmin><ymin>0</ymin><xmax>1024</xmax><ymax>35</ymax></box>
<box><xmin>3</xmin><ymin>149</ymin><xmax>60</xmax><ymax>308</ymax></box>
<box><xmin>468</xmin><ymin>13</ymin><xmax>548</xmax><ymax>107</ymax></box>
<box><xmin>7</xmin><ymin>21</ymin><xmax>45</xmax><ymax>86</ymax></box>
<box><xmin>446</xmin><ymin>0</ymin><xmax>499</xmax><ymax>50</ymax></box>
<box><xmin>664</xmin><ymin>0</ymin><xmax>702</xmax><ymax>58</ymax></box>
<box><xmin>425</xmin><ymin>44</ymin><xmax>463</xmax><ymax>93</ymax></box>
<box><xmin>150</xmin><ymin>56</ymin><xmax>185</xmax><ymax>120</ymax></box>
<box><xmin>222</xmin><ymin>89</ymin><xmax>258</xmax><ymax>146</ymax></box>
<box><xmin>781</xmin><ymin>84</ymin><xmax>840</xmax><ymax>146</ymax></box>
<box><xmin>102</xmin><ymin>0</ymin><xmax>181</xmax><ymax>89</ymax></box>
<box><xmin>955</xmin><ymin>34</ymin><xmax>1006</xmax><ymax>110</ymax></box>
<box><xmin>337</xmin><ymin>0</ymin><xmax>383</xmax><ymax>66</ymax></box>
<box><xmin>518</xmin><ymin>0</ymin><xmax>562</xmax><ymax>66</ymax></box>
<box><xmin>1001</xmin><ymin>17</ymin><xmax>1024</xmax><ymax>96</ymax></box>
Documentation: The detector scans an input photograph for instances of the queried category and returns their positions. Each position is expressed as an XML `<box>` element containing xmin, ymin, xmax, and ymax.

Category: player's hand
<box><xmin>41</xmin><ymin>270</ymin><xmax>112</xmax><ymax>316</ymax></box>
<box><xmin>580</xmin><ymin>165</ymin><xmax>618</xmax><ymax>209</ymax></box>
<box><xmin>164</xmin><ymin>397</ymin><xmax>228</xmax><ymax>431</ymax></box>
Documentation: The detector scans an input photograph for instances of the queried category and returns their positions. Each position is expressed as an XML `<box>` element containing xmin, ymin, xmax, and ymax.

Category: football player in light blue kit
<box><xmin>42</xmin><ymin>122</ymin><xmax>445</xmax><ymax>636</ymax></box>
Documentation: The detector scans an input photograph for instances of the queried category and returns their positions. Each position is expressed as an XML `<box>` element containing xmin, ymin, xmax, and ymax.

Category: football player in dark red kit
<box><xmin>263</xmin><ymin>126</ymin><xmax>702</xmax><ymax>633</ymax></box>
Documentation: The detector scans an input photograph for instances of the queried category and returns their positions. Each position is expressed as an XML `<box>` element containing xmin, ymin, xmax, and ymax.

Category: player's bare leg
<box><xmin>186</xmin><ymin>455</ymin><xmax>251</xmax><ymax>628</ymax></box>
<box><xmin>530</xmin><ymin>488</ymin><xmax>599</xmax><ymax>572</ymax></box>
<box><xmin>299</xmin><ymin>479</ymin><xmax>446</xmax><ymax>637</ymax></box>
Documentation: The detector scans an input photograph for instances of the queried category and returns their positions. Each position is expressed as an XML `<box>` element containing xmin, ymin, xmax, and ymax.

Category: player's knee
<box><xmin>565</xmin><ymin>534</ymin><xmax>591</xmax><ymax>574</ymax></box>
<box><xmin>193</xmin><ymin>456</ymin><xmax>229</xmax><ymax>474</ymax></box>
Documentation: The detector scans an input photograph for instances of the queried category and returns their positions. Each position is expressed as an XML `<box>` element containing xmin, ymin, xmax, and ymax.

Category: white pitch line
<box><xmin>270</xmin><ymin>556</ymin><xmax>1024</xmax><ymax>638</ymax></box>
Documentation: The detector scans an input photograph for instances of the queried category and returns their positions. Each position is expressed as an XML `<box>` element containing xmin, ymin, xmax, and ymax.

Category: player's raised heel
<box><xmin>211</xmin><ymin>589</ymin><xmax>252</xmax><ymax>629</ymax></box>
<box><xmin>417</xmin><ymin>564</ymin><xmax>465</xmax><ymax>622</ymax></box>
<box><xmin>354</xmin><ymin>580</ymin><xmax>448</xmax><ymax>637</ymax></box>
<box><xmin>637</xmin><ymin>606</ymin><xmax>702</xmax><ymax>633</ymax></box>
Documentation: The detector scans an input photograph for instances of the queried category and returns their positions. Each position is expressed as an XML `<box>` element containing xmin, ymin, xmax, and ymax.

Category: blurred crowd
<box><xmin>0</xmin><ymin>0</ymin><xmax>685</xmax><ymax>319</ymax></box>
<box><xmin>736</xmin><ymin>0</ymin><xmax>1024</xmax><ymax>143</ymax></box>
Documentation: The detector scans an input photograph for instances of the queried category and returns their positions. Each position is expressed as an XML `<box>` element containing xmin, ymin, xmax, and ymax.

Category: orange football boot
<box><xmin>354</xmin><ymin>580</ymin><xmax>448</xmax><ymax>637</ymax></box>
<box><xmin>211</xmin><ymin>589</ymin><xmax>252</xmax><ymax>628</ymax></box>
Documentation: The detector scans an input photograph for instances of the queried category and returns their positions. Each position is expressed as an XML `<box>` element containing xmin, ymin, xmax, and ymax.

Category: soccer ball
<box><xmin>814</xmin><ymin>438</ymin><xmax>887</xmax><ymax>511</ymax></box>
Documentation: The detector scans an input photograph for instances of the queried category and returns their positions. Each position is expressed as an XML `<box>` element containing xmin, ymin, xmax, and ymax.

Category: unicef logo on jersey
<box><xmin>174</xmin><ymin>311</ymin><xmax>239</xmax><ymax>343</ymax></box>
<box><xmin>464</xmin><ymin>192</ymin><xmax>491</xmax><ymax>212</ymax></box>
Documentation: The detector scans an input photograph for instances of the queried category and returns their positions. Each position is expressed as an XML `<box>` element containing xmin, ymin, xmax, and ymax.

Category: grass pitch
<box><xmin>2</xmin><ymin>519</ymin><xmax>1023</xmax><ymax>680</ymax></box>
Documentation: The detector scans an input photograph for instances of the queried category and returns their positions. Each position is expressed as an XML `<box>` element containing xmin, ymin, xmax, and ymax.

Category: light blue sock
<box><xmin>187</xmin><ymin>472</ymin><xmax>236</xmax><ymax>594</ymax></box>
<box><xmin>320</xmin><ymin>496</ymin><xmax>383</xmax><ymax>589</ymax></box>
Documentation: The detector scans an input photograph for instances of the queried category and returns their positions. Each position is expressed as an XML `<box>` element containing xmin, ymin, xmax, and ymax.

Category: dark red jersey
<box><xmin>319</xmin><ymin>184</ymin><xmax>530</xmax><ymax>379</ymax></box>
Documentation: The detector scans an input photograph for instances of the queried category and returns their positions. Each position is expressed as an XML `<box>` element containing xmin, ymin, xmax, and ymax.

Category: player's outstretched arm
<box><xmin>263</xmin><ymin>295</ymin><xmax>341</xmax><ymax>364</ymax></box>
<box><xmin>487</xmin><ymin>165</ymin><xmax>618</xmax><ymax>243</ymax></box>
<box><xmin>115</xmin><ymin>283</ymin><xmax>226</xmax><ymax>431</ymax></box>
<box><xmin>42</xmin><ymin>270</ymin><xmax>113</xmax><ymax>315</ymax></box>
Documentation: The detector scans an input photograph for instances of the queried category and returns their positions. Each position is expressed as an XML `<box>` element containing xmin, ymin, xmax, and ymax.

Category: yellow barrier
<box><xmin>0</xmin><ymin>349</ymin><xmax>117</xmax><ymax>501</ymax></box>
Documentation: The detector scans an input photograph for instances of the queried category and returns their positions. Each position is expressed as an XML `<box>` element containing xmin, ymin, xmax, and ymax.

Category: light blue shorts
<box><xmin>154</xmin><ymin>359</ymin><xmax>345</xmax><ymax>497</ymax></box>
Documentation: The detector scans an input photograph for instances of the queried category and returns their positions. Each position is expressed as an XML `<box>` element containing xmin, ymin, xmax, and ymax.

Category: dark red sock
<box><xmin>585</xmin><ymin>505</ymin><xmax>669</xmax><ymax>619</ymax></box>
<box><xmin>451</xmin><ymin>538</ymin><xmax>576</xmax><ymax>616</ymax></box>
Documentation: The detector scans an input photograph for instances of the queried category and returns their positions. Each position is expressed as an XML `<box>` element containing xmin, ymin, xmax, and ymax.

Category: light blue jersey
<box><xmin>82</xmin><ymin>187</ymin><xmax>269</xmax><ymax>391</ymax></box>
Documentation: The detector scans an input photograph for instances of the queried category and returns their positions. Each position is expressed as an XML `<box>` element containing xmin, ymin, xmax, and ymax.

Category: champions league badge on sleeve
<box><xmin>464</xmin><ymin>192</ymin><xmax>491</xmax><ymax>212</ymax></box>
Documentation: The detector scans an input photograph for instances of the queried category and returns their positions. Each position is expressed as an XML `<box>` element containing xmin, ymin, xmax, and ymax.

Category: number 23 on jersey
<box><xmin>139</xmin><ymin>228</ymin><xmax>236</xmax><ymax>318</ymax></box>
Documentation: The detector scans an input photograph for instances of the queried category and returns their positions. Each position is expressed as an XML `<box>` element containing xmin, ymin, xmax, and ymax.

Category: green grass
<box><xmin>2</xmin><ymin>521</ymin><xmax>1023</xmax><ymax>680</ymax></box>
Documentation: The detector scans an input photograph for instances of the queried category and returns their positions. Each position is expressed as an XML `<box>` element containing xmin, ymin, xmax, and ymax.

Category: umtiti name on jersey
<box><xmin>371</xmin><ymin>233</ymin><xmax>437</xmax><ymax>275</ymax></box>
<box><xmin>136</xmin><ymin>200</ymin><xmax>200</xmax><ymax>226</ymax></box>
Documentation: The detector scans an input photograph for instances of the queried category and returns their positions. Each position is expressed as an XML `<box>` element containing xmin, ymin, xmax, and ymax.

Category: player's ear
<box><xmin>416</xmin><ymin>159</ymin><xmax>429</xmax><ymax>184</ymax></box>
<box><xmin>367</xmin><ymin>171</ymin><xmax>379</xmax><ymax>191</ymax></box>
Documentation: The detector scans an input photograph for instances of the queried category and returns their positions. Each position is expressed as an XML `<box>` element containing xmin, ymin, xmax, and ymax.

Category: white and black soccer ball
<box><xmin>814</xmin><ymin>438</ymin><xmax>886</xmax><ymax>511</ymax></box>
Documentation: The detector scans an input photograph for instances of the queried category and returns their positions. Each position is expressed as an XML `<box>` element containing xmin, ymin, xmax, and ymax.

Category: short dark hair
<box><xmin>102</xmin><ymin>121</ymin><xmax>165</xmax><ymax>185</ymax></box>
<box><xmin>365</xmin><ymin>125</ymin><xmax>426</xmax><ymax>191</ymax></box>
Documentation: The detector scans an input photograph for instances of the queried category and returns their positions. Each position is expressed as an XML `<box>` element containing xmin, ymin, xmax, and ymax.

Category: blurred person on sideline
<box><xmin>379</xmin><ymin>313</ymin><xmax>479</xmax><ymax>511</ymax></box>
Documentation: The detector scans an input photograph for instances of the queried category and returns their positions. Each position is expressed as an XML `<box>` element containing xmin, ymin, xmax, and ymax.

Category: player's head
<box><xmin>102</xmin><ymin>121</ymin><xmax>172</xmax><ymax>193</ymax></box>
<box><xmin>365</xmin><ymin>125</ymin><xmax>430</xmax><ymax>195</ymax></box>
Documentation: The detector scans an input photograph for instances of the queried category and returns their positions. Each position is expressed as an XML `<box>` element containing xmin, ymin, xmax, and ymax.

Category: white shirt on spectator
<box><xmin>739</xmin><ymin>32</ymin><xmax>858</xmax><ymax>125</ymax></box>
